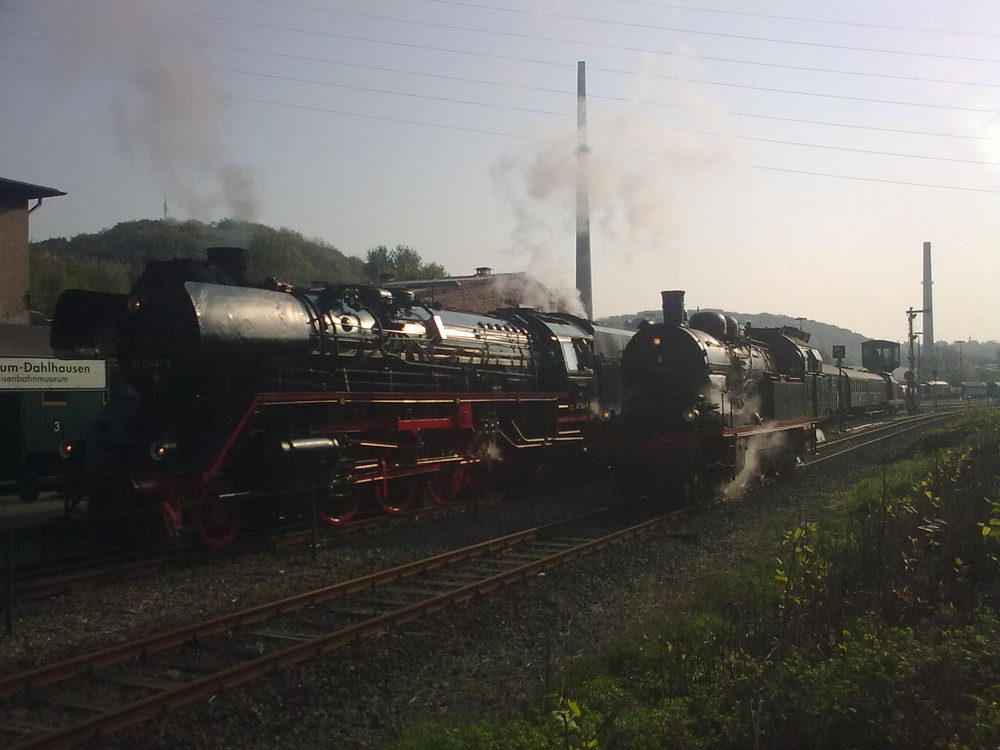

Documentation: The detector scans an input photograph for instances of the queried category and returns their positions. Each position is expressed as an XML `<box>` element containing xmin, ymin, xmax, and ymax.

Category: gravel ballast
<box><xmin>3</xmin><ymin>430</ymin><xmax>932</xmax><ymax>749</ymax></box>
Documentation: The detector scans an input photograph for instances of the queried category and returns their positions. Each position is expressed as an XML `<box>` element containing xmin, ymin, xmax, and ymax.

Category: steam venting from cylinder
<box><xmin>661</xmin><ymin>290</ymin><xmax>686</xmax><ymax>327</ymax></box>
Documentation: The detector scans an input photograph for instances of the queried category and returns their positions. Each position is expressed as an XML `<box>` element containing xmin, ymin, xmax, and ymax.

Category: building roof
<box><xmin>0</xmin><ymin>177</ymin><xmax>66</xmax><ymax>202</ymax></box>
<box><xmin>383</xmin><ymin>270</ymin><xmax>563</xmax><ymax>315</ymax></box>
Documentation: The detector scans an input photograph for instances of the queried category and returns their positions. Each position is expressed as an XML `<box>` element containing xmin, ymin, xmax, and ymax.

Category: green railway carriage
<box><xmin>0</xmin><ymin>324</ymin><xmax>108</xmax><ymax>502</ymax></box>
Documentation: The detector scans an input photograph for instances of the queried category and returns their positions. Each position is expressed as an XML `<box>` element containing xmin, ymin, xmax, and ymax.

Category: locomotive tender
<box><xmin>51</xmin><ymin>247</ymin><xmax>632</xmax><ymax>546</ymax></box>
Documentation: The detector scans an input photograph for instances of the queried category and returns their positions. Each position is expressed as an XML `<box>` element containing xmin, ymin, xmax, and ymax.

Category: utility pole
<box><xmin>906</xmin><ymin>307</ymin><xmax>928</xmax><ymax>413</ymax></box>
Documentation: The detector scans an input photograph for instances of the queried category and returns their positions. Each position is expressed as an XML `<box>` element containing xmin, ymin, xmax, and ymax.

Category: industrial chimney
<box><xmin>922</xmin><ymin>241</ymin><xmax>934</xmax><ymax>373</ymax></box>
<box><xmin>575</xmin><ymin>61</ymin><xmax>593</xmax><ymax>320</ymax></box>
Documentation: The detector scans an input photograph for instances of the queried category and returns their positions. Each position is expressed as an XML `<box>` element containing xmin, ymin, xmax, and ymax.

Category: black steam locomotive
<box><xmin>614</xmin><ymin>290</ymin><xmax>900</xmax><ymax>500</ymax></box>
<box><xmin>51</xmin><ymin>248</ymin><xmax>633</xmax><ymax>546</ymax></box>
<box><xmin>49</xmin><ymin>247</ymin><xmax>903</xmax><ymax>546</ymax></box>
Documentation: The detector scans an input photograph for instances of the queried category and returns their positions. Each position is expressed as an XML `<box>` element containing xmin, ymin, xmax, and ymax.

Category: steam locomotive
<box><xmin>51</xmin><ymin>248</ymin><xmax>633</xmax><ymax>546</ymax></box>
<box><xmin>614</xmin><ymin>290</ymin><xmax>900</xmax><ymax>500</ymax></box>
<box><xmin>49</xmin><ymin>246</ymin><xmax>903</xmax><ymax>546</ymax></box>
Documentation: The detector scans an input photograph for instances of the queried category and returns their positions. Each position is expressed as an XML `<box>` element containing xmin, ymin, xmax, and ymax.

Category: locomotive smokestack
<box><xmin>575</xmin><ymin>61</ymin><xmax>593</xmax><ymax>320</ymax></box>
<box><xmin>922</xmin><ymin>241</ymin><xmax>934</xmax><ymax>370</ymax></box>
<box><xmin>661</xmin><ymin>290</ymin><xmax>686</xmax><ymax>327</ymax></box>
<box><xmin>207</xmin><ymin>246</ymin><xmax>248</xmax><ymax>275</ymax></box>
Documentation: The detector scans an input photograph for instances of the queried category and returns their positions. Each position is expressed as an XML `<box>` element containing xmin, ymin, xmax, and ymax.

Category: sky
<box><xmin>2</xmin><ymin>0</ymin><xmax>998</xmax><ymax>343</ymax></box>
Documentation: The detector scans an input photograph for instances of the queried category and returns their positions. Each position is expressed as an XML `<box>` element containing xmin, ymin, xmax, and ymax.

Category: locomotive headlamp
<box><xmin>682</xmin><ymin>408</ymin><xmax>700</xmax><ymax>423</ymax></box>
<box><xmin>601</xmin><ymin>408</ymin><xmax>613</xmax><ymax>421</ymax></box>
<box><xmin>127</xmin><ymin>296</ymin><xmax>143</xmax><ymax>313</ymax></box>
<box><xmin>59</xmin><ymin>441</ymin><xmax>77</xmax><ymax>459</ymax></box>
<box><xmin>652</xmin><ymin>337</ymin><xmax>661</xmax><ymax>346</ymax></box>
<box><xmin>149</xmin><ymin>440</ymin><xmax>177</xmax><ymax>461</ymax></box>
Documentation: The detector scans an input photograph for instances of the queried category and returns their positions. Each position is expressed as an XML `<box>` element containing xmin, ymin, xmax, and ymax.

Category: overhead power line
<box><xmin>183</xmin><ymin>15</ymin><xmax>1000</xmax><ymax>115</ymax></box>
<box><xmin>4</xmin><ymin>26</ymin><xmax>995</xmax><ymax>144</ymax></box>
<box><xmin>611</xmin><ymin>0</ymin><xmax>1000</xmax><ymax>39</ymax></box>
<box><xmin>241</xmin><ymin>0</ymin><xmax>1000</xmax><ymax>64</ymax></box>
<box><xmin>3</xmin><ymin>51</ymin><xmax>996</xmax><ymax>195</ymax></box>
<box><xmin>3</xmin><ymin>43</ymin><xmax>997</xmax><ymax>164</ymax></box>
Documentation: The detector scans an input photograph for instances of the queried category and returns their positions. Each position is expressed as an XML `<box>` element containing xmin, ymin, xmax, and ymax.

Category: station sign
<box><xmin>0</xmin><ymin>357</ymin><xmax>107</xmax><ymax>391</ymax></box>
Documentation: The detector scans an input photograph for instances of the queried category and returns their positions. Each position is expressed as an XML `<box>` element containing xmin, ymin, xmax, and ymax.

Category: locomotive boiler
<box><xmin>51</xmin><ymin>247</ymin><xmax>633</xmax><ymax>546</ymax></box>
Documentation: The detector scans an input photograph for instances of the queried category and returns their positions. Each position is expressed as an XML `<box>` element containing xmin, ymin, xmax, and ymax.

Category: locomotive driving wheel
<box><xmin>425</xmin><ymin>465</ymin><xmax>469</xmax><ymax>505</ymax></box>
<box><xmin>193</xmin><ymin>475</ymin><xmax>242</xmax><ymax>549</ymax></box>
<box><xmin>317</xmin><ymin>482</ymin><xmax>364</xmax><ymax>525</ymax></box>
<box><xmin>376</xmin><ymin>469</ymin><xmax>421</xmax><ymax>514</ymax></box>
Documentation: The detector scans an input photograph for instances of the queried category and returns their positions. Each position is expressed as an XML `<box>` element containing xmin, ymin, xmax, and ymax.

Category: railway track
<box><xmin>0</xmin><ymin>406</ymin><xmax>969</xmax><ymax>747</ymax></box>
<box><xmin>806</xmin><ymin>409</ymin><xmax>958</xmax><ymax>467</ymax></box>
<box><xmin>4</xmin><ymin>493</ymin><xmax>505</xmax><ymax>605</ymax></box>
<box><xmin>5</xmin><ymin>406</ymin><xmax>966</xmax><ymax>606</ymax></box>
<box><xmin>0</xmin><ymin>503</ymin><xmax>686</xmax><ymax>749</ymax></box>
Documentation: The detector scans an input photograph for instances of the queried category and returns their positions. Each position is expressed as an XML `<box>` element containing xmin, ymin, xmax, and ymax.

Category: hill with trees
<box><xmin>28</xmin><ymin>219</ymin><xmax>444</xmax><ymax>320</ymax></box>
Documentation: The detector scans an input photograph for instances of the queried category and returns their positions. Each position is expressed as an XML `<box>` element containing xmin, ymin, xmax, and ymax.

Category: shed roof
<box><xmin>0</xmin><ymin>177</ymin><xmax>66</xmax><ymax>202</ymax></box>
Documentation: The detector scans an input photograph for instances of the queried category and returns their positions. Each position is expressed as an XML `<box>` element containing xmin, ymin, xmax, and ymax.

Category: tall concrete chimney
<box><xmin>575</xmin><ymin>61</ymin><xmax>593</xmax><ymax>320</ymax></box>
<box><xmin>922</xmin><ymin>241</ymin><xmax>934</xmax><ymax>372</ymax></box>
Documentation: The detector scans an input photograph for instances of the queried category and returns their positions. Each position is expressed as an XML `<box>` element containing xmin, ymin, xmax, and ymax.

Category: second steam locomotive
<box><xmin>615</xmin><ymin>291</ymin><xmax>900</xmax><ymax>501</ymax></box>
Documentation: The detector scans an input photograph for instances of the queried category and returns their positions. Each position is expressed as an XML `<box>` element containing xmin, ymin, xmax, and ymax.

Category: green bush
<box><xmin>386</xmin><ymin>411</ymin><xmax>1000</xmax><ymax>749</ymax></box>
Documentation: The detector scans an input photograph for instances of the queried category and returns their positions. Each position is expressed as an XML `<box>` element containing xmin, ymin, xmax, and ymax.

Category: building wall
<box><xmin>0</xmin><ymin>200</ymin><xmax>30</xmax><ymax>325</ymax></box>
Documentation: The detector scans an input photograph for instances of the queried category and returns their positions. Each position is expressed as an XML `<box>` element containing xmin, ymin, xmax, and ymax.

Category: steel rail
<box><xmin>9</xmin><ymin>492</ymin><xmax>505</xmax><ymax>604</ymax></box>
<box><xmin>0</xmin><ymin>503</ymin><xmax>681</xmax><ymax>749</ymax></box>
<box><xmin>806</xmin><ymin>412</ymin><xmax>956</xmax><ymax>467</ymax></box>
<box><xmin>0</xmin><ymin>506</ymin><xmax>605</xmax><ymax>698</ymax></box>
<box><xmin>814</xmin><ymin>410</ymin><xmax>952</xmax><ymax>452</ymax></box>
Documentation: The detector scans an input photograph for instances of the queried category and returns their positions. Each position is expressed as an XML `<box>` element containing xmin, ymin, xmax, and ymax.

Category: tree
<box><xmin>28</xmin><ymin>252</ymin><xmax>131</xmax><ymax>320</ymax></box>
<box><xmin>364</xmin><ymin>245</ymin><xmax>445</xmax><ymax>283</ymax></box>
<box><xmin>246</xmin><ymin>227</ymin><xmax>313</xmax><ymax>285</ymax></box>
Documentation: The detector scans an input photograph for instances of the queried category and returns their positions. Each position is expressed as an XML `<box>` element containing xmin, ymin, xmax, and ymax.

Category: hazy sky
<box><xmin>2</xmin><ymin>0</ymin><xmax>997</xmax><ymax>342</ymax></box>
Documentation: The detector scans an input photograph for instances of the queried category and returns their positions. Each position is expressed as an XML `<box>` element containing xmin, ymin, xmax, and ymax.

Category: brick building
<box><xmin>0</xmin><ymin>177</ymin><xmax>66</xmax><ymax>325</ymax></box>
<box><xmin>384</xmin><ymin>267</ymin><xmax>573</xmax><ymax>315</ymax></box>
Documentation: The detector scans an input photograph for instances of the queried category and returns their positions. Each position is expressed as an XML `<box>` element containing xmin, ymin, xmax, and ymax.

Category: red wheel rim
<box><xmin>425</xmin><ymin>467</ymin><xmax>467</xmax><ymax>506</ymax></box>
<box><xmin>377</xmin><ymin>474</ymin><xmax>419</xmax><ymax>514</ymax></box>
<box><xmin>318</xmin><ymin>485</ymin><xmax>363</xmax><ymax>525</ymax></box>
<box><xmin>194</xmin><ymin>476</ymin><xmax>241</xmax><ymax>548</ymax></box>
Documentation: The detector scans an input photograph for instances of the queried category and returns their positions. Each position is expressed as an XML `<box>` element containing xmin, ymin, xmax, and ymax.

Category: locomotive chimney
<box><xmin>206</xmin><ymin>246</ymin><xmax>248</xmax><ymax>274</ymax></box>
<box><xmin>661</xmin><ymin>290</ymin><xmax>686</xmax><ymax>327</ymax></box>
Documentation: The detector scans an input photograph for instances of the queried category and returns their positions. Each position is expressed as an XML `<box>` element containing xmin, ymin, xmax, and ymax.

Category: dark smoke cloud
<box><xmin>39</xmin><ymin>0</ymin><xmax>261</xmax><ymax>221</ymax></box>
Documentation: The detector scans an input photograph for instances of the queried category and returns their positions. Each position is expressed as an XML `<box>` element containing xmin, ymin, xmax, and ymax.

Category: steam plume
<box><xmin>34</xmin><ymin>0</ymin><xmax>260</xmax><ymax>221</ymax></box>
<box><xmin>493</xmin><ymin>51</ymin><xmax>737</xmax><ymax>316</ymax></box>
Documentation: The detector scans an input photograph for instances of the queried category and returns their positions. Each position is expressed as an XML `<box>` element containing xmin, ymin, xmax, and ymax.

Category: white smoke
<box><xmin>492</xmin><ymin>50</ymin><xmax>738</xmax><ymax>315</ymax></box>
<box><xmin>723</xmin><ymin>429</ymin><xmax>790</xmax><ymax>499</ymax></box>
<box><xmin>489</xmin><ymin>272</ymin><xmax>586</xmax><ymax>316</ymax></box>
